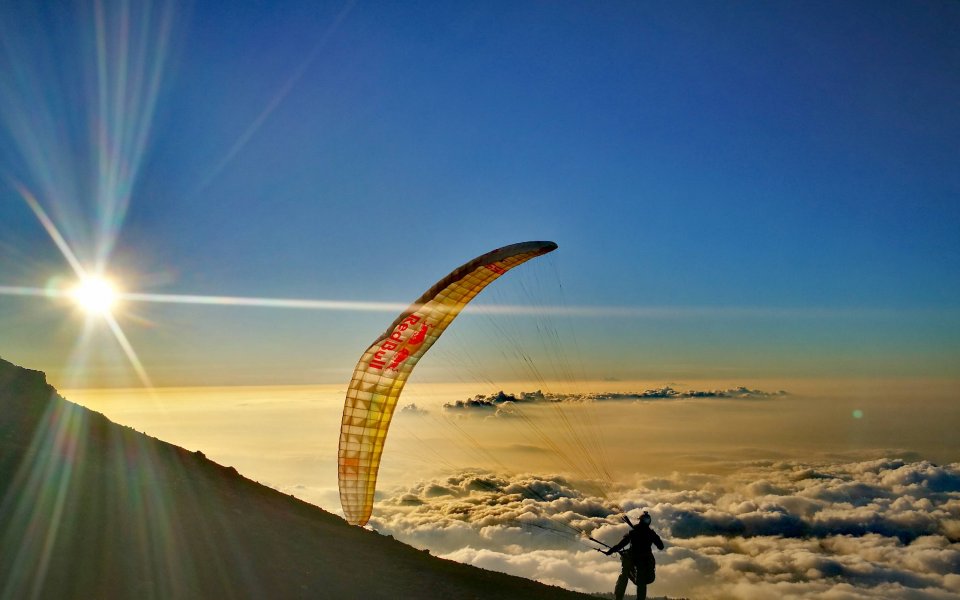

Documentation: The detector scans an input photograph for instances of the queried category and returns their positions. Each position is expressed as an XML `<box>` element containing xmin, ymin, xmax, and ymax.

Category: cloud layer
<box><xmin>369</xmin><ymin>459</ymin><xmax>960</xmax><ymax>599</ymax></box>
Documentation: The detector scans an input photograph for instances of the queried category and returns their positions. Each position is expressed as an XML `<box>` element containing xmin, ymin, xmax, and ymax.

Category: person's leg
<box><xmin>638</xmin><ymin>558</ymin><xmax>653</xmax><ymax>600</ymax></box>
<box><xmin>614</xmin><ymin>571</ymin><xmax>629</xmax><ymax>600</ymax></box>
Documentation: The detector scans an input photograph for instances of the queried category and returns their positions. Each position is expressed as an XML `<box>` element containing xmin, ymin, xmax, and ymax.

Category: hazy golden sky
<box><xmin>65</xmin><ymin>378</ymin><xmax>960</xmax><ymax>514</ymax></box>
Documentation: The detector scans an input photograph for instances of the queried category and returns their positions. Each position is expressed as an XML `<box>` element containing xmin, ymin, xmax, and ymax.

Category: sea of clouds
<box><xmin>369</xmin><ymin>458</ymin><xmax>960</xmax><ymax>599</ymax></box>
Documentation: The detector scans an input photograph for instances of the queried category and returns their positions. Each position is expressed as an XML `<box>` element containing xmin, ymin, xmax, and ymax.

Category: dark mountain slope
<box><xmin>0</xmin><ymin>357</ymin><xmax>593</xmax><ymax>599</ymax></box>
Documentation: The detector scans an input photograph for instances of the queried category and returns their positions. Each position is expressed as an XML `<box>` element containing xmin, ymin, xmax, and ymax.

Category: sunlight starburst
<box><xmin>70</xmin><ymin>277</ymin><xmax>118</xmax><ymax>316</ymax></box>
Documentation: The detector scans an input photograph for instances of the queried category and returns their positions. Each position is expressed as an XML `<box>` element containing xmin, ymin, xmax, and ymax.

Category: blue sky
<box><xmin>1</xmin><ymin>1</ymin><xmax>958</xmax><ymax>387</ymax></box>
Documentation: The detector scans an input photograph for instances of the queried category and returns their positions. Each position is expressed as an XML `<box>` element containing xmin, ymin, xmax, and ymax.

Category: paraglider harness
<box><xmin>590</xmin><ymin>515</ymin><xmax>656</xmax><ymax>586</ymax></box>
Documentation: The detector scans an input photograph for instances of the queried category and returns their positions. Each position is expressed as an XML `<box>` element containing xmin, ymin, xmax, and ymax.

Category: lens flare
<box><xmin>70</xmin><ymin>277</ymin><xmax>118</xmax><ymax>315</ymax></box>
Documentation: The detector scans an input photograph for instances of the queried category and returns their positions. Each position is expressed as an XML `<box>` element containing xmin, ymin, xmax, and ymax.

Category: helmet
<box><xmin>640</xmin><ymin>511</ymin><xmax>652</xmax><ymax>525</ymax></box>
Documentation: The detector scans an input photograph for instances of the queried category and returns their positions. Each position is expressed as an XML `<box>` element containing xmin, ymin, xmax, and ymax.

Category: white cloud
<box><xmin>369</xmin><ymin>459</ymin><xmax>960</xmax><ymax>598</ymax></box>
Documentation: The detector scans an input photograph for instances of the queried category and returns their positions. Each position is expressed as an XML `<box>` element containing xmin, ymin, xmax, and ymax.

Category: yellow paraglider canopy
<box><xmin>338</xmin><ymin>241</ymin><xmax>558</xmax><ymax>525</ymax></box>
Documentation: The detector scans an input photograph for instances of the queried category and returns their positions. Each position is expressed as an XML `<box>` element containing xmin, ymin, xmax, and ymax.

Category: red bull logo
<box><xmin>369</xmin><ymin>314</ymin><xmax>430</xmax><ymax>371</ymax></box>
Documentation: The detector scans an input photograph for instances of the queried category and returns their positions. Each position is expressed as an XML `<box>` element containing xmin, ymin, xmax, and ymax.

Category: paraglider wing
<box><xmin>338</xmin><ymin>241</ymin><xmax>558</xmax><ymax>525</ymax></box>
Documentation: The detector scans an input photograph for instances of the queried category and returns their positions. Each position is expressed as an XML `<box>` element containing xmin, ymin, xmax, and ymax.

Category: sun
<box><xmin>70</xmin><ymin>276</ymin><xmax>119</xmax><ymax>316</ymax></box>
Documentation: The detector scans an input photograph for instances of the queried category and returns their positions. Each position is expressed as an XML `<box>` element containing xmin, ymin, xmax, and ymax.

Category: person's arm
<box><xmin>604</xmin><ymin>534</ymin><xmax>629</xmax><ymax>555</ymax></box>
<box><xmin>653</xmin><ymin>532</ymin><xmax>664</xmax><ymax>551</ymax></box>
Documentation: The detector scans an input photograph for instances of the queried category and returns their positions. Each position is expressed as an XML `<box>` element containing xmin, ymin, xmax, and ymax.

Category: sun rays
<box><xmin>0</xmin><ymin>0</ymin><xmax>176</xmax><ymax>393</ymax></box>
<box><xmin>0</xmin><ymin>5</ymin><xmax>191</xmax><ymax>586</ymax></box>
<box><xmin>0</xmin><ymin>0</ymin><xmax>376</xmax><ymax>392</ymax></box>
<box><xmin>69</xmin><ymin>277</ymin><xmax>118</xmax><ymax>315</ymax></box>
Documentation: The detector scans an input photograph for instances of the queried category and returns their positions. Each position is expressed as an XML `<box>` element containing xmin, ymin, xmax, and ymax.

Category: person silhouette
<box><xmin>603</xmin><ymin>511</ymin><xmax>664</xmax><ymax>600</ymax></box>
